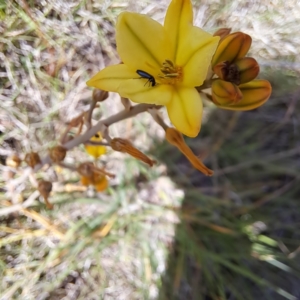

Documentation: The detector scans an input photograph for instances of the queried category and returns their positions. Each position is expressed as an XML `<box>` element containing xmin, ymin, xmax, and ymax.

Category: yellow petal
<box><xmin>87</xmin><ymin>64</ymin><xmax>135</xmax><ymax>92</ymax></box>
<box><xmin>214</xmin><ymin>79</ymin><xmax>272</xmax><ymax>111</ymax></box>
<box><xmin>164</xmin><ymin>0</ymin><xmax>193</xmax><ymax>61</ymax></box>
<box><xmin>166</xmin><ymin>87</ymin><xmax>202</xmax><ymax>137</ymax></box>
<box><xmin>212</xmin><ymin>79</ymin><xmax>243</xmax><ymax>105</ymax></box>
<box><xmin>121</xmin><ymin>80</ymin><xmax>173</xmax><ymax>105</ymax></box>
<box><xmin>84</xmin><ymin>133</ymin><xmax>107</xmax><ymax>159</ymax></box>
<box><xmin>212</xmin><ymin>32</ymin><xmax>252</xmax><ymax>67</ymax></box>
<box><xmin>116</xmin><ymin>12</ymin><xmax>171</xmax><ymax>74</ymax></box>
<box><xmin>235</xmin><ymin>57</ymin><xmax>260</xmax><ymax>84</ymax></box>
<box><xmin>177</xmin><ymin>26</ymin><xmax>219</xmax><ymax>87</ymax></box>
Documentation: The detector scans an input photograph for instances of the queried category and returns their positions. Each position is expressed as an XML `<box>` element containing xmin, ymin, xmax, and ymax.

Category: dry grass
<box><xmin>1</xmin><ymin>0</ymin><xmax>300</xmax><ymax>299</ymax></box>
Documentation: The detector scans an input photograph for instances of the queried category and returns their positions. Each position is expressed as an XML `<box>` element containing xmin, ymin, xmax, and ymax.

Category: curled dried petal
<box><xmin>111</xmin><ymin>138</ymin><xmax>155</xmax><ymax>167</ymax></box>
<box><xmin>165</xmin><ymin>128</ymin><xmax>213</xmax><ymax>176</ymax></box>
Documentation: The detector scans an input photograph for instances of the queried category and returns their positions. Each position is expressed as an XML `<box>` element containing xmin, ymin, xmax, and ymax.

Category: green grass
<box><xmin>1</xmin><ymin>0</ymin><xmax>300</xmax><ymax>299</ymax></box>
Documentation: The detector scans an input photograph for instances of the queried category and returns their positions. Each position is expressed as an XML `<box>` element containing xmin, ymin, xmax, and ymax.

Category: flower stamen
<box><xmin>159</xmin><ymin>59</ymin><xmax>183</xmax><ymax>84</ymax></box>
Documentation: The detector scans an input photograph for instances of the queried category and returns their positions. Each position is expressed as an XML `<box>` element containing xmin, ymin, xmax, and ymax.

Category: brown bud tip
<box><xmin>6</xmin><ymin>154</ymin><xmax>22</xmax><ymax>168</ymax></box>
<box><xmin>49</xmin><ymin>145</ymin><xmax>67</xmax><ymax>163</ymax></box>
<box><xmin>24</xmin><ymin>152</ymin><xmax>41</xmax><ymax>168</ymax></box>
<box><xmin>213</xmin><ymin>28</ymin><xmax>232</xmax><ymax>41</ymax></box>
<box><xmin>38</xmin><ymin>180</ymin><xmax>53</xmax><ymax>209</ymax></box>
<box><xmin>92</xmin><ymin>89</ymin><xmax>109</xmax><ymax>103</ymax></box>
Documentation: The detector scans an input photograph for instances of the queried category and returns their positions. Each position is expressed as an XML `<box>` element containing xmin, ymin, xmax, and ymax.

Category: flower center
<box><xmin>158</xmin><ymin>60</ymin><xmax>183</xmax><ymax>85</ymax></box>
<box><xmin>221</xmin><ymin>61</ymin><xmax>241</xmax><ymax>85</ymax></box>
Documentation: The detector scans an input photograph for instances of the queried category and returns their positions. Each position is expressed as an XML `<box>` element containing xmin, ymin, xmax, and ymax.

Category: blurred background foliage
<box><xmin>1</xmin><ymin>0</ymin><xmax>300</xmax><ymax>299</ymax></box>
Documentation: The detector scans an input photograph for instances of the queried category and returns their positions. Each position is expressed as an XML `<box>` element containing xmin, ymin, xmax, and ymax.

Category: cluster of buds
<box><xmin>209</xmin><ymin>30</ymin><xmax>271</xmax><ymax>110</ymax></box>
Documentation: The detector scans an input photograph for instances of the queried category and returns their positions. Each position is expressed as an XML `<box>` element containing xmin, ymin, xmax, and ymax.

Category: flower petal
<box><xmin>235</xmin><ymin>57</ymin><xmax>260</xmax><ymax>84</ymax></box>
<box><xmin>87</xmin><ymin>64</ymin><xmax>135</xmax><ymax>92</ymax></box>
<box><xmin>121</xmin><ymin>81</ymin><xmax>173</xmax><ymax>105</ymax></box>
<box><xmin>214</xmin><ymin>79</ymin><xmax>272</xmax><ymax>111</ymax></box>
<box><xmin>178</xmin><ymin>26</ymin><xmax>219</xmax><ymax>87</ymax></box>
<box><xmin>166</xmin><ymin>87</ymin><xmax>202</xmax><ymax>137</ymax></box>
<box><xmin>164</xmin><ymin>0</ymin><xmax>193</xmax><ymax>61</ymax></box>
<box><xmin>116</xmin><ymin>12</ymin><xmax>171</xmax><ymax>74</ymax></box>
<box><xmin>212</xmin><ymin>32</ymin><xmax>252</xmax><ymax>67</ymax></box>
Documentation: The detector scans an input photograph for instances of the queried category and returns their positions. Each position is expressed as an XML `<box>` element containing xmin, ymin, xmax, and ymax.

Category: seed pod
<box><xmin>49</xmin><ymin>145</ymin><xmax>67</xmax><ymax>163</ymax></box>
<box><xmin>38</xmin><ymin>180</ymin><xmax>53</xmax><ymax>209</ymax></box>
<box><xmin>25</xmin><ymin>152</ymin><xmax>41</xmax><ymax>168</ymax></box>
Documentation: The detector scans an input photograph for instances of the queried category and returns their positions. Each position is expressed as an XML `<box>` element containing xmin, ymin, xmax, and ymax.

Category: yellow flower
<box><xmin>87</xmin><ymin>0</ymin><xmax>219</xmax><ymax>137</ymax></box>
<box><xmin>211</xmin><ymin>32</ymin><xmax>272</xmax><ymax>110</ymax></box>
<box><xmin>84</xmin><ymin>132</ymin><xmax>107</xmax><ymax>159</ymax></box>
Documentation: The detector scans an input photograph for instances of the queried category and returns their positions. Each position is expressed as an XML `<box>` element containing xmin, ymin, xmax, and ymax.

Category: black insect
<box><xmin>136</xmin><ymin>70</ymin><xmax>156</xmax><ymax>87</ymax></box>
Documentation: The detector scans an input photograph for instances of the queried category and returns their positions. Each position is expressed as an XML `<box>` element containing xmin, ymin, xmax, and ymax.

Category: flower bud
<box><xmin>25</xmin><ymin>152</ymin><xmax>41</xmax><ymax>168</ymax></box>
<box><xmin>165</xmin><ymin>128</ymin><xmax>213</xmax><ymax>176</ymax></box>
<box><xmin>212</xmin><ymin>79</ymin><xmax>243</xmax><ymax>105</ymax></box>
<box><xmin>49</xmin><ymin>145</ymin><xmax>67</xmax><ymax>163</ymax></box>
<box><xmin>212</xmin><ymin>80</ymin><xmax>272</xmax><ymax>111</ymax></box>
<box><xmin>212</xmin><ymin>32</ymin><xmax>252</xmax><ymax>67</ymax></box>
<box><xmin>38</xmin><ymin>180</ymin><xmax>53</xmax><ymax>209</ymax></box>
<box><xmin>111</xmin><ymin>138</ymin><xmax>155</xmax><ymax>167</ymax></box>
<box><xmin>237</xmin><ymin>80</ymin><xmax>272</xmax><ymax>110</ymax></box>
<box><xmin>235</xmin><ymin>57</ymin><xmax>260</xmax><ymax>84</ymax></box>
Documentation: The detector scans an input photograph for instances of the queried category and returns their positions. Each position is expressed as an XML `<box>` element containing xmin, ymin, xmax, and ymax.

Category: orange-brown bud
<box><xmin>212</xmin><ymin>79</ymin><xmax>243</xmax><ymax>105</ymax></box>
<box><xmin>38</xmin><ymin>180</ymin><xmax>53</xmax><ymax>209</ymax></box>
<box><xmin>6</xmin><ymin>154</ymin><xmax>22</xmax><ymax>168</ymax></box>
<box><xmin>92</xmin><ymin>89</ymin><xmax>109</xmax><ymax>103</ymax></box>
<box><xmin>111</xmin><ymin>138</ymin><xmax>155</xmax><ymax>167</ymax></box>
<box><xmin>213</xmin><ymin>28</ymin><xmax>231</xmax><ymax>41</ymax></box>
<box><xmin>212</xmin><ymin>79</ymin><xmax>272</xmax><ymax>111</ymax></box>
<box><xmin>49</xmin><ymin>145</ymin><xmax>67</xmax><ymax>163</ymax></box>
<box><xmin>235</xmin><ymin>57</ymin><xmax>259</xmax><ymax>84</ymax></box>
<box><xmin>165</xmin><ymin>128</ymin><xmax>213</xmax><ymax>176</ymax></box>
<box><xmin>24</xmin><ymin>152</ymin><xmax>41</xmax><ymax>168</ymax></box>
<box><xmin>212</xmin><ymin>32</ymin><xmax>252</xmax><ymax>67</ymax></box>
